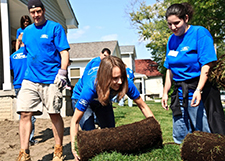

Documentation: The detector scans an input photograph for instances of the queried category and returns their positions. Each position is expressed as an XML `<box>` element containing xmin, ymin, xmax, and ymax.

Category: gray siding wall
<box><xmin>20</xmin><ymin>0</ymin><xmax>67</xmax><ymax>31</ymax></box>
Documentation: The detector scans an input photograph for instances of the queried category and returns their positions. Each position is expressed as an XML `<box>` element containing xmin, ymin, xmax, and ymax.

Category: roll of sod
<box><xmin>181</xmin><ymin>131</ymin><xmax>225</xmax><ymax>161</ymax></box>
<box><xmin>76</xmin><ymin>117</ymin><xmax>162</xmax><ymax>161</ymax></box>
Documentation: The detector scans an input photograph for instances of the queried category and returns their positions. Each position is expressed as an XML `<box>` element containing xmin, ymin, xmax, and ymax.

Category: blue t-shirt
<box><xmin>164</xmin><ymin>25</ymin><xmax>217</xmax><ymax>99</ymax></box>
<box><xmin>22</xmin><ymin>20</ymin><xmax>70</xmax><ymax>84</ymax></box>
<box><xmin>71</xmin><ymin>67</ymin><xmax>140</xmax><ymax>112</ymax></box>
<box><xmin>83</xmin><ymin>57</ymin><xmax>101</xmax><ymax>75</ymax></box>
<box><xmin>126</xmin><ymin>67</ymin><xmax>135</xmax><ymax>81</ymax></box>
<box><xmin>16</xmin><ymin>28</ymin><xmax>25</xmax><ymax>39</ymax></box>
<box><xmin>164</xmin><ymin>25</ymin><xmax>217</xmax><ymax>81</ymax></box>
<box><xmin>10</xmin><ymin>46</ymin><xmax>27</xmax><ymax>89</ymax></box>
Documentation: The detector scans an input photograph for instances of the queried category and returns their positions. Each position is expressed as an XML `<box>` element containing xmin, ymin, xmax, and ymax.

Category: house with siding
<box><xmin>0</xmin><ymin>0</ymin><xmax>78</xmax><ymax>120</ymax></box>
<box><xmin>135</xmin><ymin>59</ymin><xmax>163</xmax><ymax>100</ymax></box>
<box><xmin>119</xmin><ymin>45</ymin><xmax>136</xmax><ymax>72</ymax></box>
<box><xmin>69</xmin><ymin>40</ymin><xmax>121</xmax><ymax>86</ymax></box>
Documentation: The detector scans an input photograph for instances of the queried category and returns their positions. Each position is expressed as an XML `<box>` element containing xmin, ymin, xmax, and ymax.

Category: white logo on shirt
<box><xmin>181</xmin><ymin>46</ymin><xmax>189</xmax><ymax>51</ymax></box>
<box><xmin>168</xmin><ymin>50</ymin><xmax>179</xmax><ymax>57</ymax></box>
<box><xmin>40</xmin><ymin>34</ymin><xmax>48</xmax><ymax>39</ymax></box>
<box><xmin>88</xmin><ymin>67</ymin><xmax>99</xmax><ymax>75</ymax></box>
<box><xmin>79</xmin><ymin>99</ymin><xmax>88</xmax><ymax>107</ymax></box>
<box><xmin>13</xmin><ymin>53</ymin><xmax>27</xmax><ymax>59</ymax></box>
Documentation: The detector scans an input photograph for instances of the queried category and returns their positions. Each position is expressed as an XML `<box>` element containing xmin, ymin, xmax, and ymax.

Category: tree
<box><xmin>128</xmin><ymin>0</ymin><xmax>170</xmax><ymax>74</ymax></box>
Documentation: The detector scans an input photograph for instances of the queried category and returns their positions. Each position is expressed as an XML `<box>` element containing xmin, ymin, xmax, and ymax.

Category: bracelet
<box><xmin>195</xmin><ymin>88</ymin><xmax>202</xmax><ymax>93</ymax></box>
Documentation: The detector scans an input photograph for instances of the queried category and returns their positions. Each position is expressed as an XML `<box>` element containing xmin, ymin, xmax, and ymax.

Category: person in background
<box><xmin>70</xmin><ymin>56</ymin><xmax>155</xmax><ymax>160</ymax></box>
<box><xmin>16</xmin><ymin>15</ymin><xmax>32</xmax><ymax>51</ymax></box>
<box><xmin>16</xmin><ymin>0</ymin><xmax>70</xmax><ymax>160</ymax></box>
<box><xmin>118</xmin><ymin>65</ymin><xmax>135</xmax><ymax>107</ymax></box>
<box><xmin>83</xmin><ymin>48</ymin><xmax>111</xmax><ymax>75</ymax></box>
<box><xmin>11</xmin><ymin>40</ymin><xmax>16</xmax><ymax>54</ymax></box>
<box><xmin>10</xmin><ymin>33</ymin><xmax>38</xmax><ymax>147</ymax></box>
<box><xmin>161</xmin><ymin>2</ymin><xmax>225</xmax><ymax>145</ymax></box>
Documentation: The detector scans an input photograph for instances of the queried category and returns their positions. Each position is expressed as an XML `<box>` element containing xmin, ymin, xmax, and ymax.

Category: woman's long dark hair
<box><xmin>96</xmin><ymin>56</ymin><xmax>128</xmax><ymax>106</ymax></box>
<box><xmin>20</xmin><ymin>15</ymin><xmax>32</xmax><ymax>29</ymax></box>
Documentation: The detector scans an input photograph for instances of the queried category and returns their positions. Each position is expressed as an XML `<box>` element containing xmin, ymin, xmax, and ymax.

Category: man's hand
<box><xmin>54</xmin><ymin>69</ymin><xmax>67</xmax><ymax>89</ymax></box>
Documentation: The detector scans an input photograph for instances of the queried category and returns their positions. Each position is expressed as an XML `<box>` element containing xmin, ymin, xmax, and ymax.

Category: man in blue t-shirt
<box><xmin>16</xmin><ymin>0</ymin><xmax>70</xmax><ymax>160</ymax></box>
<box><xmin>10</xmin><ymin>34</ymin><xmax>38</xmax><ymax>146</ymax></box>
<box><xmin>83</xmin><ymin>48</ymin><xmax>111</xmax><ymax>75</ymax></box>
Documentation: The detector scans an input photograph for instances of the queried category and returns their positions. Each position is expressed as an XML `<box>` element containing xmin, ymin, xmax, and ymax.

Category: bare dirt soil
<box><xmin>0</xmin><ymin>116</ymin><xmax>74</xmax><ymax>161</ymax></box>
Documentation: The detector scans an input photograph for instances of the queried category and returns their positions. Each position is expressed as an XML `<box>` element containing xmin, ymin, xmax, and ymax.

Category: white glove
<box><xmin>54</xmin><ymin>69</ymin><xmax>68</xmax><ymax>89</ymax></box>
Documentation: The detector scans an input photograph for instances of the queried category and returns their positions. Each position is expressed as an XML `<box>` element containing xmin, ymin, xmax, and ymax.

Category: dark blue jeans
<box><xmin>72</xmin><ymin>99</ymin><xmax>115</xmax><ymax>131</ymax></box>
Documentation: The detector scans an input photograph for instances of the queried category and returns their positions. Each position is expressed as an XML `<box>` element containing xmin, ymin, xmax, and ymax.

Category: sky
<box><xmin>68</xmin><ymin>0</ymin><xmax>156</xmax><ymax>59</ymax></box>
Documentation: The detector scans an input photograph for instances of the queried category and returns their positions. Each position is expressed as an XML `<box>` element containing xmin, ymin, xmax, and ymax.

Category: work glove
<box><xmin>54</xmin><ymin>69</ymin><xmax>68</xmax><ymax>89</ymax></box>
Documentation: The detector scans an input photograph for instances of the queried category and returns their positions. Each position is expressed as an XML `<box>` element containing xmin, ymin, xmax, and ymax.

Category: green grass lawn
<box><xmin>90</xmin><ymin>100</ymin><xmax>182</xmax><ymax>161</ymax></box>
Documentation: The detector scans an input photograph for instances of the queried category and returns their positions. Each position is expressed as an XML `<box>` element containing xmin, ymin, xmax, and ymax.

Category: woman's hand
<box><xmin>161</xmin><ymin>93</ymin><xmax>169</xmax><ymax>110</ymax></box>
<box><xmin>191</xmin><ymin>90</ymin><xmax>201</xmax><ymax>107</ymax></box>
<box><xmin>72</xmin><ymin>148</ymin><xmax>80</xmax><ymax>161</ymax></box>
<box><xmin>162</xmin><ymin>69</ymin><xmax>172</xmax><ymax>110</ymax></box>
<box><xmin>70</xmin><ymin>109</ymin><xmax>84</xmax><ymax>161</ymax></box>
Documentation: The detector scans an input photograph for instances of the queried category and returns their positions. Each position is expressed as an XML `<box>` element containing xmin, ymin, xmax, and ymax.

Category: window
<box><xmin>70</xmin><ymin>68</ymin><xmax>81</xmax><ymax>86</ymax></box>
<box><xmin>70</xmin><ymin>68</ymin><xmax>80</xmax><ymax>77</ymax></box>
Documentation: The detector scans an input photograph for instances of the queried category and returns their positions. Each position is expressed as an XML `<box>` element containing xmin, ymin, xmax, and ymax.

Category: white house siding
<box><xmin>145</xmin><ymin>76</ymin><xmax>163</xmax><ymax>100</ymax></box>
<box><xmin>20</xmin><ymin>0</ymin><xmax>67</xmax><ymax>30</ymax></box>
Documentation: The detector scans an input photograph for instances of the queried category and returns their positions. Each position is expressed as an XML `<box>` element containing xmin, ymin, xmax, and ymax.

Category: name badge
<box><xmin>168</xmin><ymin>50</ymin><xmax>178</xmax><ymax>57</ymax></box>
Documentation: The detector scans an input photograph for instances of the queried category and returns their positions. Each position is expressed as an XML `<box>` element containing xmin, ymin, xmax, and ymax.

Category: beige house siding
<box><xmin>121</xmin><ymin>55</ymin><xmax>130</xmax><ymax>68</ymax></box>
<box><xmin>145</xmin><ymin>76</ymin><xmax>163</xmax><ymax>99</ymax></box>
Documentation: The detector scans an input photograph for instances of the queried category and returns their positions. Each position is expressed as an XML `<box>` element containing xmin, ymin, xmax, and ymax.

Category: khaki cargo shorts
<box><xmin>17</xmin><ymin>79</ymin><xmax>63</xmax><ymax>115</ymax></box>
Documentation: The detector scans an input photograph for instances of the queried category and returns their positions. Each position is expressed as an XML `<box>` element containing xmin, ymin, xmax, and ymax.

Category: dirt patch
<box><xmin>0</xmin><ymin>116</ymin><xmax>74</xmax><ymax>161</ymax></box>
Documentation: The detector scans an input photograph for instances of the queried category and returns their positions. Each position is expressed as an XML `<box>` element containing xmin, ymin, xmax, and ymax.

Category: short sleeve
<box><xmin>126</xmin><ymin>79</ymin><xmax>140</xmax><ymax>100</ymax></box>
<box><xmin>75</xmin><ymin>78</ymin><xmax>97</xmax><ymax>112</ymax></box>
<box><xmin>54</xmin><ymin>24</ymin><xmax>70</xmax><ymax>52</ymax></box>
<box><xmin>197</xmin><ymin>27</ymin><xmax>217</xmax><ymax>67</ymax></box>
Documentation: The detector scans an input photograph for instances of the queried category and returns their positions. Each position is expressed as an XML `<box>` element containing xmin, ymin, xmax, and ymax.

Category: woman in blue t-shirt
<box><xmin>162</xmin><ymin>2</ymin><xmax>225</xmax><ymax>144</ymax></box>
<box><xmin>70</xmin><ymin>56</ymin><xmax>155</xmax><ymax>159</ymax></box>
<box><xmin>16</xmin><ymin>15</ymin><xmax>32</xmax><ymax>51</ymax></box>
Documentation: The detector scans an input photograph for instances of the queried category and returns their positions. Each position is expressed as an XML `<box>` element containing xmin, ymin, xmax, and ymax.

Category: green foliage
<box><xmin>129</xmin><ymin>0</ymin><xmax>171</xmax><ymax>74</ymax></box>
